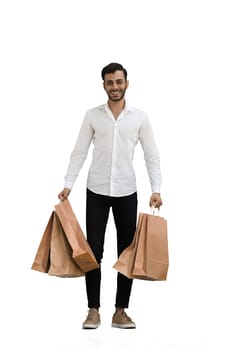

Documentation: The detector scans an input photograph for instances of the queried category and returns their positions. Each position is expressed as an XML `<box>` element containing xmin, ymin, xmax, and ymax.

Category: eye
<box><xmin>105</xmin><ymin>81</ymin><xmax>113</xmax><ymax>86</ymax></box>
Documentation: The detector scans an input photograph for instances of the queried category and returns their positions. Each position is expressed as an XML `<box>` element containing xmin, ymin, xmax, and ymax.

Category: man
<box><xmin>58</xmin><ymin>62</ymin><xmax>162</xmax><ymax>329</ymax></box>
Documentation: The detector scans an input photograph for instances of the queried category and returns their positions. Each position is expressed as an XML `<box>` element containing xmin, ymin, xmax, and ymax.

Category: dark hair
<box><xmin>101</xmin><ymin>62</ymin><xmax>127</xmax><ymax>81</ymax></box>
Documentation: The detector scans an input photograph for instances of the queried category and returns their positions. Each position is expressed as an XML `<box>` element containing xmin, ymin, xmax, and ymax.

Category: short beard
<box><xmin>108</xmin><ymin>88</ymin><xmax>127</xmax><ymax>102</ymax></box>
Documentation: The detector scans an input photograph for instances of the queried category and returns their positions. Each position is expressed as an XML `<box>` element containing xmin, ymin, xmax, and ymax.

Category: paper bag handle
<box><xmin>151</xmin><ymin>206</ymin><xmax>160</xmax><ymax>216</ymax></box>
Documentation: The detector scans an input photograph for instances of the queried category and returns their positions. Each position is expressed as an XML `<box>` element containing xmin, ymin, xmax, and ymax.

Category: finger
<box><xmin>154</xmin><ymin>200</ymin><xmax>161</xmax><ymax>208</ymax></box>
<box><xmin>156</xmin><ymin>201</ymin><xmax>162</xmax><ymax>208</ymax></box>
<box><xmin>149</xmin><ymin>199</ymin><xmax>154</xmax><ymax>207</ymax></box>
<box><xmin>150</xmin><ymin>201</ymin><xmax>156</xmax><ymax>208</ymax></box>
<box><xmin>58</xmin><ymin>192</ymin><xmax>66</xmax><ymax>201</ymax></box>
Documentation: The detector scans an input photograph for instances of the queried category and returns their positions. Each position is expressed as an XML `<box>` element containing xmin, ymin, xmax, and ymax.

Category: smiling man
<box><xmin>58</xmin><ymin>62</ymin><xmax>162</xmax><ymax>329</ymax></box>
<box><xmin>104</xmin><ymin>70</ymin><xmax>128</xmax><ymax>103</ymax></box>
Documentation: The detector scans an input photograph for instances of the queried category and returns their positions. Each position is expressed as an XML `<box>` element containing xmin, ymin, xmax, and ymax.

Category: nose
<box><xmin>112</xmin><ymin>82</ymin><xmax>118</xmax><ymax>90</ymax></box>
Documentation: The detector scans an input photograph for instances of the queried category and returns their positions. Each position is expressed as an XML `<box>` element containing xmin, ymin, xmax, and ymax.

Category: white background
<box><xmin>1</xmin><ymin>1</ymin><xmax>233</xmax><ymax>349</ymax></box>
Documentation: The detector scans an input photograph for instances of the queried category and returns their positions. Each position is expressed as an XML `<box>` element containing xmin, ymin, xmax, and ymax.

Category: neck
<box><xmin>108</xmin><ymin>99</ymin><xmax>125</xmax><ymax>119</ymax></box>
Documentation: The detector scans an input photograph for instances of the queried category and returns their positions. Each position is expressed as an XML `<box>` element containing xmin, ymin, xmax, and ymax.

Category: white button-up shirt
<box><xmin>64</xmin><ymin>103</ymin><xmax>162</xmax><ymax>196</ymax></box>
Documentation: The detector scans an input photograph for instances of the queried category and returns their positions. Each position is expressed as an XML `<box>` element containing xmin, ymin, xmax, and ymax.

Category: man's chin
<box><xmin>109</xmin><ymin>95</ymin><xmax>124</xmax><ymax>102</ymax></box>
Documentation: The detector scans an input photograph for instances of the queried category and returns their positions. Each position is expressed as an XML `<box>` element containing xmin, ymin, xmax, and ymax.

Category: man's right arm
<box><xmin>58</xmin><ymin>111</ymin><xmax>93</xmax><ymax>199</ymax></box>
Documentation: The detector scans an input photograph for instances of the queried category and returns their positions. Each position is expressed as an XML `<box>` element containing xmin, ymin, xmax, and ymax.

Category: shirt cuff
<box><xmin>64</xmin><ymin>182</ymin><xmax>74</xmax><ymax>190</ymax></box>
<box><xmin>151</xmin><ymin>185</ymin><xmax>161</xmax><ymax>194</ymax></box>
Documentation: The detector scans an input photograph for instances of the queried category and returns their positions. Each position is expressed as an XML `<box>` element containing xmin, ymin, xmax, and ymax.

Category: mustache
<box><xmin>108</xmin><ymin>89</ymin><xmax>126</xmax><ymax>102</ymax></box>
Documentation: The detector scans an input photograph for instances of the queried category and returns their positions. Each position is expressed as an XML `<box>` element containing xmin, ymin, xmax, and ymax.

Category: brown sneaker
<box><xmin>82</xmin><ymin>308</ymin><xmax>100</xmax><ymax>329</ymax></box>
<box><xmin>112</xmin><ymin>309</ymin><xmax>136</xmax><ymax>329</ymax></box>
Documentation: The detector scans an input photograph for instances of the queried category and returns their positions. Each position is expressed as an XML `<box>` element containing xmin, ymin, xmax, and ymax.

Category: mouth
<box><xmin>110</xmin><ymin>91</ymin><xmax>121</xmax><ymax>97</ymax></box>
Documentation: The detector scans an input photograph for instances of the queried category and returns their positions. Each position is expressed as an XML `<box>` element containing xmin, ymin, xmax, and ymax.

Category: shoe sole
<box><xmin>82</xmin><ymin>322</ymin><xmax>101</xmax><ymax>329</ymax></box>
<box><xmin>111</xmin><ymin>323</ymin><xmax>136</xmax><ymax>329</ymax></box>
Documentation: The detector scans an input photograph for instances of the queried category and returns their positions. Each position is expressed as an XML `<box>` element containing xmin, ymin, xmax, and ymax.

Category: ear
<box><xmin>126</xmin><ymin>80</ymin><xmax>129</xmax><ymax>89</ymax></box>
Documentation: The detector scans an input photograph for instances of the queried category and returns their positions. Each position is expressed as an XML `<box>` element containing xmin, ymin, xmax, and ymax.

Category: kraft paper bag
<box><xmin>113</xmin><ymin>212</ymin><xmax>169</xmax><ymax>281</ymax></box>
<box><xmin>132</xmin><ymin>213</ymin><xmax>169</xmax><ymax>280</ymax></box>
<box><xmin>112</xmin><ymin>213</ymin><xmax>144</xmax><ymax>279</ymax></box>
<box><xmin>54</xmin><ymin>200</ymin><xmax>99</xmax><ymax>273</ymax></box>
<box><xmin>31</xmin><ymin>212</ymin><xmax>54</xmax><ymax>273</ymax></box>
<box><xmin>31</xmin><ymin>212</ymin><xmax>84</xmax><ymax>277</ymax></box>
<box><xmin>48</xmin><ymin>213</ymin><xmax>84</xmax><ymax>277</ymax></box>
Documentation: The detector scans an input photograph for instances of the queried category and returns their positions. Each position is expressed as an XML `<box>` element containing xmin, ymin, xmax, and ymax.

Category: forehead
<box><xmin>104</xmin><ymin>70</ymin><xmax>125</xmax><ymax>81</ymax></box>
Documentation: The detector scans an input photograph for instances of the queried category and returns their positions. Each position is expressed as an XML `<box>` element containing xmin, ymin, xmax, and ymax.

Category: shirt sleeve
<box><xmin>139</xmin><ymin>114</ymin><xmax>162</xmax><ymax>193</ymax></box>
<box><xmin>64</xmin><ymin>111</ymin><xmax>94</xmax><ymax>189</ymax></box>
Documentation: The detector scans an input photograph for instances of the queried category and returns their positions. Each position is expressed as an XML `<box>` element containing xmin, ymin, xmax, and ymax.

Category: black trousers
<box><xmin>85</xmin><ymin>188</ymin><xmax>138</xmax><ymax>309</ymax></box>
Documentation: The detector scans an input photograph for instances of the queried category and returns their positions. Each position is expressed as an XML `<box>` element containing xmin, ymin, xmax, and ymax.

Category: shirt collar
<box><xmin>99</xmin><ymin>101</ymin><xmax>134</xmax><ymax>114</ymax></box>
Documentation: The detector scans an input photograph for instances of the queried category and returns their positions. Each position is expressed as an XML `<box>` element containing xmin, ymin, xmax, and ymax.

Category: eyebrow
<box><xmin>105</xmin><ymin>79</ymin><xmax>124</xmax><ymax>83</ymax></box>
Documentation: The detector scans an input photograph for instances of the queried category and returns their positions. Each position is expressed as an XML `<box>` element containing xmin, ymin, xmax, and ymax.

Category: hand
<box><xmin>58</xmin><ymin>188</ymin><xmax>71</xmax><ymax>201</ymax></box>
<box><xmin>149</xmin><ymin>192</ymin><xmax>163</xmax><ymax>208</ymax></box>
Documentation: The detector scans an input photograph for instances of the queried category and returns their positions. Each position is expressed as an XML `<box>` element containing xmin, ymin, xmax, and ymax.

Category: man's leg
<box><xmin>85</xmin><ymin>189</ymin><xmax>110</xmax><ymax>308</ymax></box>
<box><xmin>111</xmin><ymin>192</ymin><xmax>138</xmax><ymax>309</ymax></box>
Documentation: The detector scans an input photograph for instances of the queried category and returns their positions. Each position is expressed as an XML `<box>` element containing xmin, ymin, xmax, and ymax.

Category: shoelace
<box><xmin>86</xmin><ymin>309</ymin><xmax>98</xmax><ymax>320</ymax></box>
<box><xmin>121</xmin><ymin>311</ymin><xmax>132</xmax><ymax>322</ymax></box>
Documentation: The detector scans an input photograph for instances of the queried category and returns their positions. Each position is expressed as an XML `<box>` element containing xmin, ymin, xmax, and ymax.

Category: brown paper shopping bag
<box><xmin>113</xmin><ymin>212</ymin><xmax>169</xmax><ymax>281</ymax></box>
<box><xmin>112</xmin><ymin>213</ymin><xmax>144</xmax><ymax>279</ymax></box>
<box><xmin>54</xmin><ymin>200</ymin><xmax>99</xmax><ymax>273</ymax></box>
<box><xmin>31</xmin><ymin>212</ymin><xmax>54</xmax><ymax>273</ymax></box>
<box><xmin>48</xmin><ymin>213</ymin><xmax>84</xmax><ymax>277</ymax></box>
<box><xmin>31</xmin><ymin>212</ymin><xmax>84</xmax><ymax>277</ymax></box>
<box><xmin>132</xmin><ymin>213</ymin><xmax>169</xmax><ymax>280</ymax></box>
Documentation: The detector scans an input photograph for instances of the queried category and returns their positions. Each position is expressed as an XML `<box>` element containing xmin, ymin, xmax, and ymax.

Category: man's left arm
<box><xmin>139</xmin><ymin>114</ymin><xmax>163</xmax><ymax>208</ymax></box>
